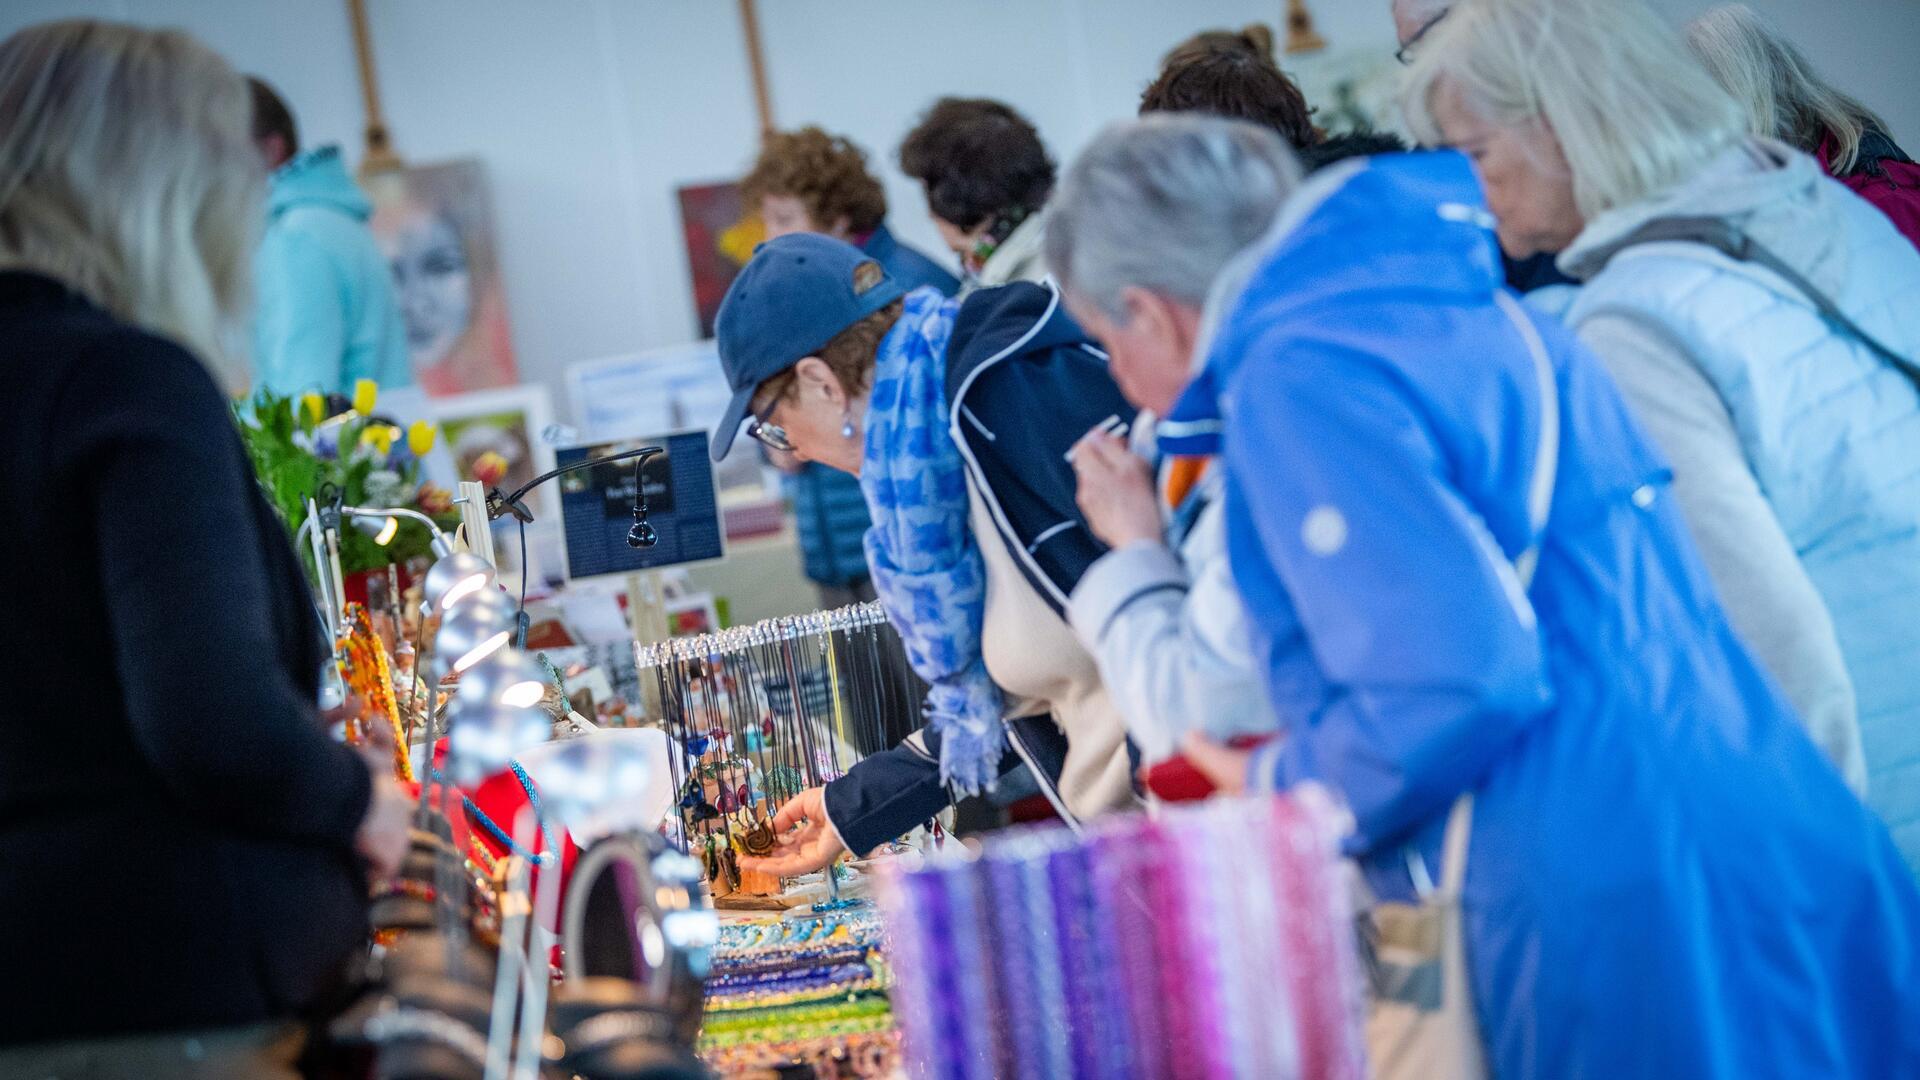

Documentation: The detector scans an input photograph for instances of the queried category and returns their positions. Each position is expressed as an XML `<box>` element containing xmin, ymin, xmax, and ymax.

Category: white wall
<box><xmin>5</xmin><ymin>0</ymin><xmax>1914</xmax><ymax>417</ymax></box>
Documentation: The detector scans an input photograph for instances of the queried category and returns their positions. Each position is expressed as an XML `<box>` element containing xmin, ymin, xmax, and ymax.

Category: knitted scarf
<box><xmin>859</xmin><ymin>288</ymin><xmax>1005</xmax><ymax>794</ymax></box>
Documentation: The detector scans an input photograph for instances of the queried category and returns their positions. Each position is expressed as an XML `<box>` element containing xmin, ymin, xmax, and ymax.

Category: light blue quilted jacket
<box><xmin>1561</xmin><ymin>139</ymin><xmax>1920</xmax><ymax>871</ymax></box>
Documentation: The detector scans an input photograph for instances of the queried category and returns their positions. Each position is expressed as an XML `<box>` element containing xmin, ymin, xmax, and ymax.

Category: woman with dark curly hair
<box><xmin>898</xmin><ymin>97</ymin><xmax>1056</xmax><ymax>290</ymax></box>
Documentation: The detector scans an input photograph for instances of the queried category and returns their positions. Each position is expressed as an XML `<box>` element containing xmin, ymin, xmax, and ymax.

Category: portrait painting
<box><xmin>366</xmin><ymin>159</ymin><xmax>519</xmax><ymax>395</ymax></box>
<box><xmin>431</xmin><ymin>384</ymin><xmax>558</xmax><ymax>582</ymax></box>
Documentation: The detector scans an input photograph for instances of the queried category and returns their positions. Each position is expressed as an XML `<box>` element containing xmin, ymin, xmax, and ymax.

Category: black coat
<box><xmin>0</xmin><ymin>272</ymin><xmax>371</xmax><ymax>1044</ymax></box>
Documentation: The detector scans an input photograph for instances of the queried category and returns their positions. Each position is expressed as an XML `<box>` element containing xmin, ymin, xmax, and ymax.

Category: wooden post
<box><xmin>627</xmin><ymin>569</ymin><xmax>673</xmax><ymax>731</ymax></box>
<box><xmin>456</xmin><ymin>480</ymin><xmax>496</xmax><ymax>567</ymax></box>
<box><xmin>346</xmin><ymin>0</ymin><xmax>405</xmax><ymax>177</ymax></box>
<box><xmin>737</xmin><ymin>0</ymin><xmax>776</xmax><ymax>139</ymax></box>
<box><xmin>627</xmin><ymin>570</ymin><xmax>671</xmax><ymax>648</ymax></box>
<box><xmin>1284</xmin><ymin>0</ymin><xmax>1329</xmax><ymax>55</ymax></box>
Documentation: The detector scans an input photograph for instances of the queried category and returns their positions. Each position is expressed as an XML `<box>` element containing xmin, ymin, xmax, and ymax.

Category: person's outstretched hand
<box><xmin>737</xmin><ymin>786</ymin><xmax>847</xmax><ymax>878</ymax></box>
<box><xmin>356</xmin><ymin>765</ymin><xmax>414</xmax><ymax>884</ymax></box>
<box><xmin>1182</xmin><ymin>732</ymin><xmax>1254</xmax><ymax>796</ymax></box>
<box><xmin>1069</xmin><ymin>427</ymin><xmax>1162</xmax><ymax>550</ymax></box>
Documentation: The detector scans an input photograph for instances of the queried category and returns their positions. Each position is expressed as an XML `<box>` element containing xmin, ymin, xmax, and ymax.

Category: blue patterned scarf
<box><xmin>859</xmin><ymin>288</ymin><xmax>1005</xmax><ymax>795</ymax></box>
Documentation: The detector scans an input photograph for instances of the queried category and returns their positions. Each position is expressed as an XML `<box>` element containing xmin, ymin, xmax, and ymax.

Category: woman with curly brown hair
<box><xmin>743</xmin><ymin>126</ymin><xmax>957</xmax><ymax>297</ymax></box>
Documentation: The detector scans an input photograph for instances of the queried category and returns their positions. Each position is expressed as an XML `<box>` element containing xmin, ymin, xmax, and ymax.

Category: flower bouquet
<box><xmin>234</xmin><ymin>379</ymin><xmax>460</xmax><ymax>577</ymax></box>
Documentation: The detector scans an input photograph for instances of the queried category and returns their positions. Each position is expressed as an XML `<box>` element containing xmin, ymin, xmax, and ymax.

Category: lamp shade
<box><xmin>422</xmin><ymin>551</ymin><xmax>496</xmax><ymax>612</ymax></box>
<box><xmin>430</xmin><ymin>588</ymin><xmax>515</xmax><ymax>679</ymax></box>
<box><xmin>454</xmin><ymin>647</ymin><xmax>551</xmax><ymax>713</ymax></box>
<box><xmin>516</xmin><ymin>729</ymin><xmax>674</xmax><ymax>844</ymax></box>
<box><xmin>443</xmin><ymin>698</ymin><xmax>551</xmax><ymax>786</ymax></box>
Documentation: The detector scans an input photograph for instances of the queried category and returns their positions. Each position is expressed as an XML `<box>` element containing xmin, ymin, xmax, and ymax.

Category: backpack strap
<box><xmin>1406</xmin><ymin>291</ymin><xmax>1560</xmax><ymax>901</ymax></box>
<box><xmin>1587</xmin><ymin>215</ymin><xmax>1920</xmax><ymax>397</ymax></box>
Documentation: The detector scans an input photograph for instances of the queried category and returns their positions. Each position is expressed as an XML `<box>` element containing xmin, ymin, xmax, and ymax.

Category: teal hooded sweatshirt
<box><xmin>253</xmin><ymin>146</ymin><xmax>411</xmax><ymax>395</ymax></box>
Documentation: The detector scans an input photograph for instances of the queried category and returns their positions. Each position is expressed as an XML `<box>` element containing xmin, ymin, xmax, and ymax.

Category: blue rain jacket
<box><xmin>1182</xmin><ymin>153</ymin><xmax>1920</xmax><ymax>1079</ymax></box>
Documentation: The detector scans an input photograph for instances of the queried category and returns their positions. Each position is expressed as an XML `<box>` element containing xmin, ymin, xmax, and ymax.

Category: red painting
<box><xmin>677</xmin><ymin>180</ymin><xmax>765</xmax><ymax>338</ymax></box>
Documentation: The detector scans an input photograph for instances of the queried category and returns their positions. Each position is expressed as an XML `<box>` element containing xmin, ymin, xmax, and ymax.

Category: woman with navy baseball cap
<box><xmin>708</xmin><ymin>232</ymin><xmax>1138</xmax><ymax>873</ymax></box>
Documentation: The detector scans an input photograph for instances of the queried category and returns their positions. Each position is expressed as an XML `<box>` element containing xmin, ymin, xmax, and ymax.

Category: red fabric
<box><xmin>1142</xmin><ymin>734</ymin><xmax>1277</xmax><ymax>802</ymax></box>
<box><xmin>425</xmin><ymin>737</ymin><xmax>580</xmax><ymax>927</ymax></box>
<box><xmin>1820</xmin><ymin>135</ymin><xmax>1920</xmax><ymax>253</ymax></box>
<box><xmin>1005</xmin><ymin>793</ymin><xmax>1058</xmax><ymax>824</ymax></box>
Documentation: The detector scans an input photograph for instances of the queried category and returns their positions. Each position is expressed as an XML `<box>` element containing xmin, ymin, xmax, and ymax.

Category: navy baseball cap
<box><xmin>709</xmin><ymin>233</ymin><xmax>906</xmax><ymax>460</ymax></box>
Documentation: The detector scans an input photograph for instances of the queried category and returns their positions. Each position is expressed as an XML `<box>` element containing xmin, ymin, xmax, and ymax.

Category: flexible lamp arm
<box><xmin>340</xmin><ymin>504</ymin><xmax>456</xmax><ymax>558</ymax></box>
<box><xmin>484</xmin><ymin>445</ymin><xmax>665</xmax><ymax>523</ymax></box>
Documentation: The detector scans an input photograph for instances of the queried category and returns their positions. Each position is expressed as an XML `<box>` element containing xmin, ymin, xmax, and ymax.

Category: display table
<box><xmin>698</xmin><ymin>902</ymin><xmax>902</xmax><ymax>1079</ymax></box>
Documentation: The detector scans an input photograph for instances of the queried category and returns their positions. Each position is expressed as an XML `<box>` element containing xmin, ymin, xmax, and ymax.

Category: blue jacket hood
<box><xmin>268</xmin><ymin>146</ymin><xmax>372</xmax><ymax>220</ymax></box>
<box><xmin>1162</xmin><ymin>152</ymin><xmax>1503</xmax><ymax>458</ymax></box>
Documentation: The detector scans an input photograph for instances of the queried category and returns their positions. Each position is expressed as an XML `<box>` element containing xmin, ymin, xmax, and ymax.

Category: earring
<box><xmin>841</xmin><ymin>413</ymin><xmax>856</xmax><ymax>439</ymax></box>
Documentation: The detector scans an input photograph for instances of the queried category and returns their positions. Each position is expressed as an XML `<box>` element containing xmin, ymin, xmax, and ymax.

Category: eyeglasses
<box><xmin>748</xmin><ymin>418</ymin><xmax>795</xmax><ymax>453</ymax></box>
<box><xmin>1395</xmin><ymin>9</ymin><xmax>1448</xmax><ymax>64</ymax></box>
<box><xmin>747</xmin><ymin>397</ymin><xmax>796</xmax><ymax>453</ymax></box>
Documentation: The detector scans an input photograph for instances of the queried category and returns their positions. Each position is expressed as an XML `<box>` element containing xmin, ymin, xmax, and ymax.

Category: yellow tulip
<box><xmin>407</xmin><ymin>419</ymin><xmax>437</xmax><ymax>456</ymax></box>
<box><xmin>360</xmin><ymin>424</ymin><xmax>396</xmax><ymax>455</ymax></box>
<box><xmin>299</xmin><ymin>392</ymin><xmax>324</xmax><ymax>426</ymax></box>
<box><xmin>352</xmin><ymin>378</ymin><xmax>378</xmax><ymax>416</ymax></box>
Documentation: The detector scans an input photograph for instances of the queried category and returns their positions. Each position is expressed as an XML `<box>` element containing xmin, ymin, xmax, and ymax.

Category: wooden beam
<box><xmin>737</xmin><ymin>0</ymin><xmax>776</xmax><ymax>140</ymax></box>
<box><xmin>346</xmin><ymin>0</ymin><xmax>404</xmax><ymax>176</ymax></box>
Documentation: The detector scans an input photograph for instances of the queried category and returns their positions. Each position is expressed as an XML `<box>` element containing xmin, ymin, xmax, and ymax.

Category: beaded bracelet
<box><xmin>697</xmin><ymin>995</ymin><xmax>893</xmax><ymax>1038</ymax></box>
<box><xmin>707</xmin><ymin>942</ymin><xmax>874</xmax><ymax>974</ymax></box>
<box><xmin>706</xmin><ymin>960</ymin><xmax>878</xmax><ymax>996</ymax></box>
<box><xmin>699</xmin><ymin>1027</ymin><xmax>900</xmax><ymax>1075</ymax></box>
<box><xmin>703</xmin><ymin>979</ymin><xmax>887</xmax><ymax>1013</ymax></box>
<box><xmin>1048</xmin><ymin>838</ymin><xmax>1121</xmax><ymax>1079</ymax></box>
<box><xmin>1019</xmin><ymin>840</ymin><xmax>1073</xmax><ymax>1080</ymax></box>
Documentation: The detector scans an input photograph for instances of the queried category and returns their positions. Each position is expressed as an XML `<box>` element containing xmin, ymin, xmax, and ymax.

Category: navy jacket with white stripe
<box><xmin>822</xmin><ymin>282</ymin><xmax>1133</xmax><ymax>855</ymax></box>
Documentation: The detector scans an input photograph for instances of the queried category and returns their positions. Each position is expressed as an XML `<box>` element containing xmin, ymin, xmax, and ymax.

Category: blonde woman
<box><xmin>1403</xmin><ymin>0</ymin><xmax>1920</xmax><ymax>868</ymax></box>
<box><xmin>0</xmin><ymin>21</ymin><xmax>410</xmax><ymax>1076</ymax></box>
<box><xmin>1687</xmin><ymin>4</ymin><xmax>1919</xmax><ymax>249</ymax></box>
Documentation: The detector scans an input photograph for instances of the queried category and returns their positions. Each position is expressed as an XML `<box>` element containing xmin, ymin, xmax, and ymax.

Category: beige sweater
<box><xmin>968</xmin><ymin>479</ymin><xmax>1137</xmax><ymax>821</ymax></box>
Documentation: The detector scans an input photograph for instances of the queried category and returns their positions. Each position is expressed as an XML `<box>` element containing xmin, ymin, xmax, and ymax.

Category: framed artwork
<box><xmin>431</xmin><ymin>385</ymin><xmax>558</xmax><ymax>581</ymax></box>
<box><xmin>366</xmin><ymin>159</ymin><xmax>519</xmax><ymax>396</ymax></box>
<box><xmin>564</xmin><ymin>342</ymin><xmax>774</xmax><ymax>500</ymax></box>
<box><xmin>676</xmin><ymin>180</ymin><xmax>764</xmax><ymax>338</ymax></box>
<box><xmin>552</xmin><ymin>430</ymin><xmax>727</xmax><ymax>581</ymax></box>
<box><xmin>666</xmin><ymin>592</ymin><xmax>721</xmax><ymax>637</ymax></box>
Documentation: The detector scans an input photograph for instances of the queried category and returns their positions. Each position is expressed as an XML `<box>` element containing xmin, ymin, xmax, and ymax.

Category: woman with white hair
<box><xmin>1403</xmin><ymin>0</ymin><xmax>1920</xmax><ymax>868</ymax></box>
<box><xmin>1687</xmin><ymin>4</ymin><xmax>1919</xmax><ymax>249</ymax></box>
<box><xmin>0</xmin><ymin>21</ymin><xmax>411</xmax><ymax>1075</ymax></box>
<box><xmin>1047</xmin><ymin>111</ymin><xmax>1920</xmax><ymax>1080</ymax></box>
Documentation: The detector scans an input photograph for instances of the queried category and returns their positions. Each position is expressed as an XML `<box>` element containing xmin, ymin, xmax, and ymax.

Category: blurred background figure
<box><xmin>1138</xmin><ymin>24</ymin><xmax>1319</xmax><ymax>152</ymax></box>
<box><xmin>898</xmin><ymin>97</ymin><xmax>1056</xmax><ymax>291</ymax></box>
<box><xmin>249</xmin><ymin>76</ymin><xmax>410</xmax><ymax>396</ymax></box>
<box><xmin>1687</xmin><ymin>3</ymin><xmax>1920</xmax><ymax>249</ymax></box>
<box><xmin>745</xmin><ymin>126</ymin><xmax>958</xmax><ymax>295</ymax></box>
